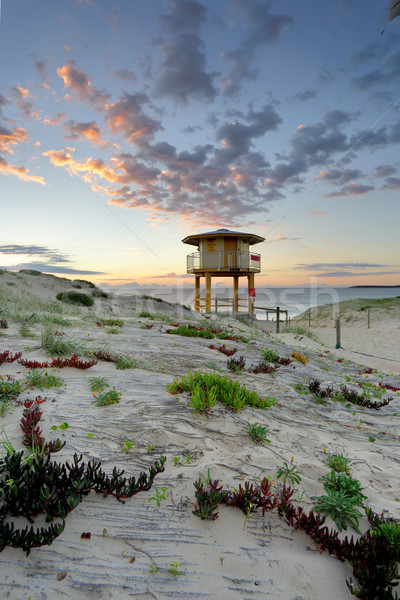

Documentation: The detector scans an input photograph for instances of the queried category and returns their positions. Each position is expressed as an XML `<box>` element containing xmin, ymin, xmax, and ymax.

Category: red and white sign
<box><xmin>249</xmin><ymin>288</ymin><xmax>256</xmax><ymax>298</ymax></box>
<box><xmin>250</xmin><ymin>254</ymin><xmax>260</xmax><ymax>261</ymax></box>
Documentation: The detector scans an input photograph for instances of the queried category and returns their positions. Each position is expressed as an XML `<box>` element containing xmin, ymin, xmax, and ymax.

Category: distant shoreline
<box><xmin>349</xmin><ymin>285</ymin><xmax>400</xmax><ymax>289</ymax></box>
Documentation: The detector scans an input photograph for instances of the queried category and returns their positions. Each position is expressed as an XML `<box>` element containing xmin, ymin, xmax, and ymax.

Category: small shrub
<box><xmin>115</xmin><ymin>356</ymin><xmax>136</xmax><ymax>370</ymax></box>
<box><xmin>0</xmin><ymin>318</ymin><xmax>8</xmax><ymax>329</ymax></box>
<box><xmin>208</xmin><ymin>343</ymin><xmax>237</xmax><ymax>356</ymax></box>
<box><xmin>0</xmin><ymin>397</ymin><xmax>14</xmax><ymax>417</ymax></box>
<box><xmin>74</xmin><ymin>279</ymin><xmax>95</xmax><ymax>288</ymax></box>
<box><xmin>167</xmin><ymin>324</ymin><xmax>215</xmax><ymax>339</ymax></box>
<box><xmin>0</xmin><ymin>376</ymin><xmax>22</xmax><ymax>401</ymax></box>
<box><xmin>91</xmin><ymin>289</ymin><xmax>109</xmax><ymax>298</ymax></box>
<box><xmin>41</xmin><ymin>327</ymin><xmax>87</xmax><ymax>357</ymax></box>
<box><xmin>0</xmin><ymin>351</ymin><xmax>22</xmax><ymax>365</ymax></box>
<box><xmin>19</xmin><ymin>324</ymin><xmax>36</xmax><ymax>338</ymax></box>
<box><xmin>89</xmin><ymin>376</ymin><xmax>109</xmax><ymax>392</ymax></box>
<box><xmin>92</xmin><ymin>388</ymin><xmax>121</xmax><ymax>406</ymax></box>
<box><xmin>24</xmin><ymin>369</ymin><xmax>64</xmax><ymax>391</ymax></box>
<box><xmin>262</xmin><ymin>348</ymin><xmax>280</xmax><ymax>363</ymax></box>
<box><xmin>56</xmin><ymin>291</ymin><xmax>94</xmax><ymax>307</ymax></box>
<box><xmin>277</xmin><ymin>356</ymin><xmax>292</xmax><ymax>366</ymax></box>
<box><xmin>325</xmin><ymin>453</ymin><xmax>351</xmax><ymax>475</ymax></box>
<box><xmin>291</xmin><ymin>351</ymin><xmax>308</xmax><ymax>364</ymax></box>
<box><xmin>227</xmin><ymin>356</ymin><xmax>246</xmax><ymax>372</ymax></box>
<box><xmin>312</xmin><ymin>471</ymin><xmax>367</xmax><ymax>533</ymax></box>
<box><xmin>277</xmin><ymin>457</ymin><xmax>302</xmax><ymax>485</ymax></box>
<box><xmin>249</xmin><ymin>361</ymin><xmax>278</xmax><ymax>374</ymax></box>
<box><xmin>243</xmin><ymin>421</ymin><xmax>271</xmax><ymax>444</ymax></box>
<box><xmin>312</xmin><ymin>490</ymin><xmax>363</xmax><ymax>533</ymax></box>
<box><xmin>96</xmin><ymin>318</ymin><xmax>123</xmax><ymax>327</ymax></box>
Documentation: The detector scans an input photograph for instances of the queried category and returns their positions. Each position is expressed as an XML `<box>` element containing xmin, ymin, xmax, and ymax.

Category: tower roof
<box><xmin>182</xmin><ymin>228</ymin><xmax>265</xmax><ymax>247</ymax></box>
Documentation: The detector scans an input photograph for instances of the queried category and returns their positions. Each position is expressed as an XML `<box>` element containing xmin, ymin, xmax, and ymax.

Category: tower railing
<box><xmin>186</xmin><ymin>251</ymin><xmax>261</xmax><ymax>273</ymax></box>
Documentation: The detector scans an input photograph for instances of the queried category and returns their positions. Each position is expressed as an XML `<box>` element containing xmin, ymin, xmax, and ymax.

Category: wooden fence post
<box><xmin>367</xmin><ymin>308</ymin><xmax>370</xmax><ymax>329</ymax></box>
<box><xmin>276</xmin><ymin>306</ymin><xmax>280</xmax><ymax>333</ymax></box>
<box><xmin>335</xmin><ymin>313</ymin><xmax>341</xmax><ymax>348</ymax></box>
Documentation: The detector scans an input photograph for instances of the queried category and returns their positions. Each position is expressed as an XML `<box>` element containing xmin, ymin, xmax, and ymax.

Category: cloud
<box><xmin>150</xmin><ymin>271</ymin><xmax>192</xmax><ymax>278</ymax></box>
<box><xmin>43</xmin><ymin>112</ymin><xmax>67</xmax><ymax>126</ymax></box>
<box><xmin>295</xmin><ymin>262</ymin><xmax>387</xmax><ymax>271</ymax></box>
<box><xmin>62</xmin><ymin>119</ymin><xmax>112</xmax><ymax>147</ymax></box>
<box><xmin>34</xmin><ymin>57</ymin><xmax>51</xmax><ymax>83</ymax></box>
<box><xmin>318</xmin><ymin>68</ymin><xmax>336</xmax><ymax>83</ymax></box>
<box><xmin>350</xmin><ymin>49</ymin><xmax>400</xmax><ymax>91</ymax></box>
<box><xmin>1</xmin><ymin>262</ymin><xmax>105</xmax><ymax>275</ymax></box>
<box><xmin>233</xmin><ymin>0</ymin><xmax>294</xmax><ymax>49</ymax></box>
<box><xmin>382</xmin><ymin>176</ymin><xmax>400</xmax><ymax>190</ymax></box>
<box><xmin>0</xmin><ymin>156</ymin><xmax>46</xmax><ymax>184</ymax></box>
<box><xmin>57</xmin><ymin>60</ymin><xmax>110</xmax><ymax>105</ymax></box>
<box><xmin>0</xmin><ymin>243</ymin><xmax>104</xmax><ymax>275</ymax></box>
<box><xmin>0</xmin><ymin>123</ymin><xmax>27</xmax><ymax>154</ymax></box>
<box><xmin>160</xmin><ymin>0</ymin><xmax>207</xmax><ymax>33</ymax></box>
<box><xmin>105</xmin><ymin>9</ymin><xmax>125</xmax><ymax>32</ymax></box>
<box><xmin>220</xmin><ymin>49</ymin><xmax>258</xmax><ymax>96</ymax></box>
<box><xmin>310</xmin><ymin>209</ymin><xmax>326</xmax><ymax>215</ymax></box>
<box><xmin>313</xmin><ymin>270</ymin><xmax>399</xmax><ymax>278</ymax></box>
<box><xmin>325</xmin><ymin>183</ymin><xmax>374</xmax><ymax>197</ymax></box>
<box><xmin>373</xmin><ymin>164</ymin><xmax>397</xmax><ymax>178</ymax></box>
<box><xmin>109</xmin><ymin>68</ymin><xmax>136</xmax><ymax>82</ymax></box>
<box><xmin>288</xmin><ymin>111</ymin><xmax>351</xmax><ymax>167</ymax></box>
<box><xmin>105</xmin><ymin>92</ymin><xmax>163</xmax><ymax>143</ymax></box>
<box><xmin>266</xmin><ymin>233</ymin><xmax>301</xmax><ymax>244</ymax></box>
<box><xmin>219</xmin><ymin>1</ymin><xmax>293</xmax><ymax>96</ymax></box>
<box><xmin>0</xmin><ymin>244</ymin><xmax>70</xmax><ymax>263</ymax></box>
<box><xmin>350</xmin><ymin>127</ymin><xmax>388</xmax><ymax>151</ymax></box>
<box><xmin>215</xmin><ymin>103</ymin><xmax>281</xmax><ymax>164</ymax></box>
<box><xmin>155</xmin><ymin>33</ymin><xmax>218</xmax><ymax>103</ymax></box>
<box><xmin>294</xmin><ymin>89</ymin><xmax>317</xmax><ymax>102</ymax></box>
<box><xmin>316</xmin><ymin>168</ymin><xmax>363</xmax><ymax>185</ymax></box>
<box><xmin>12</xmin><ymin>86</ymin><xmax>35</xmax><ymax>118</ymax></box>
<box><xmin>43</xmin><ymin>148</ymin><xmax>120</xmax><ymax>184</ymax></box>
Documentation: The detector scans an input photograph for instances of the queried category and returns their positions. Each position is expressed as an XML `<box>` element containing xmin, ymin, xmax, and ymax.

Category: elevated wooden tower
<box><xmin>182</xmin><ymin>228</ymin><xmax>265</xmax><ymax>313</ymax></box>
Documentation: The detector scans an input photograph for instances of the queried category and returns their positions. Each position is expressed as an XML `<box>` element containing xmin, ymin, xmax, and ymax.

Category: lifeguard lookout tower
<box><xmin>182</xmin><ymin>228</ymin><xmax>265</xmax><ymax>313</ymax></box>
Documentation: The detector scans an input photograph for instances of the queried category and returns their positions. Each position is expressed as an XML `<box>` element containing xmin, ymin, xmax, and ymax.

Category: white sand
<box><xmin>0</xmin><ymin>272</ymin><xmax>399</xmax><ymax>599</ymax></box>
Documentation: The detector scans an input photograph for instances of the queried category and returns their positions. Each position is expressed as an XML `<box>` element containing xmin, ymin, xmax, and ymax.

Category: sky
<box><xmin>1</xmin><ymin>0</ymin><xmax>400</xmax><ymax>290</ymax></box>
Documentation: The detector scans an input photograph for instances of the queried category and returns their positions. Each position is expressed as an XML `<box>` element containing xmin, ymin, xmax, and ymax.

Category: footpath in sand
<box><xmin>0</xmin><ymin>271</ymin><xmax>399</xmax><ymax>600</ymax></box>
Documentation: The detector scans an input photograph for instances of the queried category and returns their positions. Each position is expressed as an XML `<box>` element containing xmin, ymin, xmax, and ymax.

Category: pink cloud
<box><xmin>0</xmin><ymin>125</ymin><xmax>27</xmax><ymax>154</ymax></box>
<box><xmin>56</xmin><ymin>60</ymin><xmax>109</xmax><ymax>106</ymax></box>
<box><xmin>0</xmin><ymin>156</ymin><xmax>46</xmax><ymax>184</ymax></box>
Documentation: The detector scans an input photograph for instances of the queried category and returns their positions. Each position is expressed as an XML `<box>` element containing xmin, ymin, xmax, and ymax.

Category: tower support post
<box><xmin>195</xmin><ymin>275</ymin><xmax>201</xmax><ymax>312</ymax></box>
<box><xmin>247</xmin><ymin>273</ymin><xmax>254</xmax><ymax>313</ymax></box>
<box><xmin>205</xmin><ymin>272</ymin><xmax>212</xmax><ymax>312</ymax></box>
<box><xmin>233</xmin><ymin>276</ymin><xmax>239</xmax><ymax>312</ymax></box>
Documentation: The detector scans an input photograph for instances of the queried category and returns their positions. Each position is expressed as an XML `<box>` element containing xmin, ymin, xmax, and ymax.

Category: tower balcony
<box><xmin>186</xmin><ymin>251</ymin><xmax>261</xmax><ymax>274</ymax></box>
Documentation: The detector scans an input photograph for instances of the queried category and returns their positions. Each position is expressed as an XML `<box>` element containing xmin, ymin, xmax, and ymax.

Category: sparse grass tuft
<box><xmin>41</xmin><ymin>326</ymin><xmax>87</xmax><ymax>356</ymax></box>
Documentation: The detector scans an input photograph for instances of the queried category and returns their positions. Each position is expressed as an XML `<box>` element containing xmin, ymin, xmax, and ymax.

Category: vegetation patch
<box><xmin>167</xmin><ymin>371</ymin><xmax>276</xmax><ymax>413</ymax></box>
<box><xmin>0</xmin><ymin>450</ymin><xmax>166</xmax><ymax>555</ymax></box>
<box><xmin>56</xmin><ymin>291</ymin><xmax>94</xmax><ymax>307</ymax></box>
<box><xmin>192</xmin><ymin>475</ymin><xmax>400</xmax><ymax>599</ymax></box>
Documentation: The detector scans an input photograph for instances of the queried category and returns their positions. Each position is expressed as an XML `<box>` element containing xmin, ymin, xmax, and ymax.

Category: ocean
<box><xmin>110</xmin><ymin>284</ymin><xmax>400</xmax><ymax>320</ymax></box>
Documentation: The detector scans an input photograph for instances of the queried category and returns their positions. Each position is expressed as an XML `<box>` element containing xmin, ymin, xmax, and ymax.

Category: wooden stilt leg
<box><xmin>205</xmin><ymin>273</ymin><xmax>212</xmax><ymax>312</ymax></box>
<box><xmin>195</xmin><ymin>276</ymin><xmax>200</xmax><ymax>312</ymax></box>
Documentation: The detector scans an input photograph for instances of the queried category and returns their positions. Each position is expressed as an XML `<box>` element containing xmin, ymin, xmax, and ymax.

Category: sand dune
<box><xmin>0</xmin><ymin>271</ymin><xmax>399</xmax><ymax>599</ymax></box>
